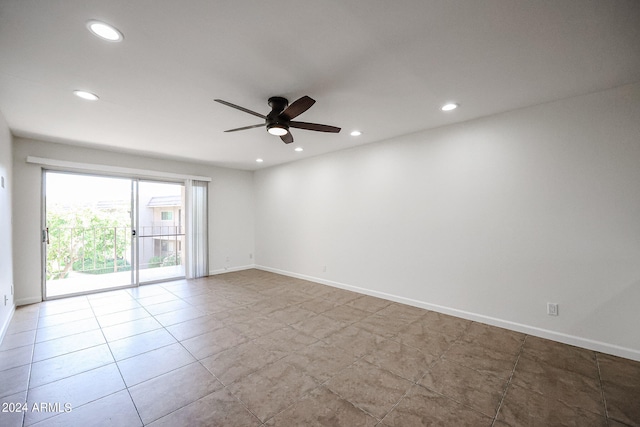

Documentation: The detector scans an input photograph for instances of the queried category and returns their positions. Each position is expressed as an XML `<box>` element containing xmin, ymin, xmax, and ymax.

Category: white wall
<box><xmin>0</xmin><ymin>111</ymin><xmax>14</xmax><ymax>341</ymax></box>
<box><xmin>255</xmin><ymin>83</ymin><xmax>640</xmax><ymax>360</ymax></box>
<box><xmin>12</xmin><ymin>138</ymin><xmax>255</xmax><ymax>305</ymax></box>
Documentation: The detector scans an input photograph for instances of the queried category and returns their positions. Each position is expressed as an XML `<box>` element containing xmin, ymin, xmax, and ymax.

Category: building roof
<box><xmin>147</xmin><ymin>195</ymin><xmax>182</xmax><ymax>208</ymax></box>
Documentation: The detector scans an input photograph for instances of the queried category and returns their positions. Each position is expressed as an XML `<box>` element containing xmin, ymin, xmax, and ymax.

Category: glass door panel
<box><xmin>44</xmin><ymin>171</ymin><xmax>134</xmax><ymax>298</ymax></box>
<box><xmin>137</xmin><ymin>180</ymin><xmax>185</xmax><ymax>283</ymax></box>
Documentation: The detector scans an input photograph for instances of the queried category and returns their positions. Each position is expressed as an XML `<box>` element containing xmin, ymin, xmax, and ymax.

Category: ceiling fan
<box><xmin>214</xmin><ymin>96</ymin><xmax>341</xmax><ymax>144</ymax></box>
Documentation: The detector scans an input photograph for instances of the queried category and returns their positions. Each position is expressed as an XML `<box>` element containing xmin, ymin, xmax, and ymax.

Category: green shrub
<box><xmin>73</xmin><ymin>258</ymin><xmax>131</xmax><ymax>275</ymax></box>
<box><xmin>147</xmin><ymin>256</ymin><xmax>163</xmax><ymax>268</ymax></box>
<box><xmin>162</xmin><ymin>253</ymin><xmax>181</xmax><ymax>266</ymax></box>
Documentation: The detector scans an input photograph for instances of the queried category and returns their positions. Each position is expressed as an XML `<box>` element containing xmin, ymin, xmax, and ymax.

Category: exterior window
<box><xmin>161</xmin><ymin>211</ymin><xmax>173</xmax><ymax>221</ymax></box>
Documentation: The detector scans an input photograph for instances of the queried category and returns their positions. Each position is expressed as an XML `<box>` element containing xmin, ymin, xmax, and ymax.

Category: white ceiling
<box><xmin>1</xmin><ymin>1</ymin><xmax>639</xmax><ymax>171</ymax></box>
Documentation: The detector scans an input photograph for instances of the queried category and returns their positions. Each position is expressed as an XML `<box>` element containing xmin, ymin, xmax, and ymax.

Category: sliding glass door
<box><xmin>43</xmin><ymin>172</ymin><xmax>135</xmax><ymax>298</ymax></box>
<box><xmin>43</xmin><ymin>172</ymin><xmax>187</xmax><ymax>299</ymax></box>
<box><xmin>137</xmin><ymin>180</ymin><xmax>185</xmax><ymax>283</ymax></box>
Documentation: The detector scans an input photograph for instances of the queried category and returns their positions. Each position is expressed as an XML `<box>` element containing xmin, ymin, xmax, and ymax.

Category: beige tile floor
<box><xmin>1</xmin><ymin>269</ymin><xmax>639</xmax><ymax>426</ymax></box>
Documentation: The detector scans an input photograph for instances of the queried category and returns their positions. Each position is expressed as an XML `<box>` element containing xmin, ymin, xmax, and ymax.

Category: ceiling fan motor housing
<box><xmin>266</xmin><ymin>97</ymin><xmax>290</xmax><ymax>130</ymax></box>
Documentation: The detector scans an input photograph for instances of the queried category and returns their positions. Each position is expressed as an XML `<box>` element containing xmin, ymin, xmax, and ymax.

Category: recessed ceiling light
<box><xmin>73</xmin><ymin>90</ymin><xmax>99</xmax><ymax>101</ymax></box>
<box><xmin>256</xmin><ymin>158</ymin><xmax>264</xmax><ymax>163</ymax></box>
<box><xmin>350</xmin><ymin>130</ymin><xmax>362</xmax><ymax>136</ymax></box>
<box><xmin>441</xmin><ymin>103</ymin><xmax>458</xmax><ymax>111</ymax></box>
<box><xmin>294</xmin><ymin>147</ymin><xmax>303</xmax><ymax>152</ymax></box>
<box><xmin>87</xmin><ymin>20</ymin><xmax>123</xmax><ymax>42</ymax></box>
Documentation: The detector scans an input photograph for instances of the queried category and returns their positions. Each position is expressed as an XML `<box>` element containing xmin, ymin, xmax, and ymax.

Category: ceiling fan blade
<box><xmin>224</xmin><ymin>123</ymin><xmax>264</xmax><ymax>132</ymax></box>
<box><xmin>280</xmin><ymin>132</ymin><xmax>294</xmax><ymax>144</ymax></box>
<box><xmin>281</xmin><ymin>96</ymin><xmax>315</xmax><ymax>120</ymax></box>
<box><xmin>214</xmin><ymin>99</ymin><xmax>266</xmax><ymax>119</ymax></box>
<box><xmin>290</xmin><ymin>121</ymin><xmax>341</xmax><ymax>133</ymax></box>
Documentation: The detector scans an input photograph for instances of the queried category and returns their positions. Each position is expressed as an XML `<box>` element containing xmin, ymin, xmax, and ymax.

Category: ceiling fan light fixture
<box><xmin>441</xmin><ymin>103</ymin><xmax>459</xmax><ymax>111</ymax></box>
<box><xmin>350</xmin><ymin>130</ymin><xmax>362</xmax><ymax>136</ymax></box>
<box><xmin>267</xmin><ymin>124</ymin><xmax>288</xmax><ymax>136</ymax></box>
<box><xmin>294</xmin><ymin>147</ymin><xmax>303</xmax><ymax>152</ymax></box>
<box><xmin>256</xmin><ymin>158</ymin><xmax>264</xmax><ymax>163</ymax></box>
<box><xmin>87</xmin><ymin>20</ymin><xmax>123</xmax><ymax>42</ymax></box>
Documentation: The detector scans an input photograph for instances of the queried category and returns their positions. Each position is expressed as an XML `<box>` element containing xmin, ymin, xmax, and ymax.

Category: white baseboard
<box><xmin>209</xmin><ymin>264</ymin><xmax>256</xmax><ymax>276</ymax></box>
<box><xmin>0</xmin><ymin>304</ymin><xmax>16</xmax><ymax>346</ymax></box>
<box><xmin>255</xmin><ymin>265</ymin><xmax>640</xmax><ymax>362</ymax></box>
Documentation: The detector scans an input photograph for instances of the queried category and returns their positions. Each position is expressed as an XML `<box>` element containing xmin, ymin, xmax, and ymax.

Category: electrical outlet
<box><xmin>249</xmin><ymin>253</ymin><xmax>253</xmax><ymax>259</ymax></box>
<box><xmin>547</xmin><ymin>303</ymin><xmax>559</xmax><ymax>316</ymax></box>
<box><xmin>3</xmin><ymin>295</ymin><xmax>7</xmax><ymax>306</ymax></box>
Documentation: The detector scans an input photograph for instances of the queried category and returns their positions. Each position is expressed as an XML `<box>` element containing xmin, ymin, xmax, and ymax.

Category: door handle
<box><xmin>43</xmin><ymin>227</ymin><xmax>50</xmax><ymax>244</ymax></box>
<box><xmin>132</xmin><ymin>229</ymin><xmax>136</xmax><ymax>236</ymax></box>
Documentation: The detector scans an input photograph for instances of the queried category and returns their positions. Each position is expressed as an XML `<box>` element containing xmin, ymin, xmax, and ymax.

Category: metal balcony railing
<box><xmin>46</xmin><ymin>225</ymin><xmax>184</xmax><ymax>280</ymax></box>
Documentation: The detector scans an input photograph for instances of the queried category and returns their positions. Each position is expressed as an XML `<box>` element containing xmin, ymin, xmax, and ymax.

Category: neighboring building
<box><xmin>145</xmin><ymin>194</ymin><xmax>185</xmax><ymax>263</ymax></box>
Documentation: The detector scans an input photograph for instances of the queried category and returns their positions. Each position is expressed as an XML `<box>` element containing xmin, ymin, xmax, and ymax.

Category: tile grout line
<box><xmin>107</xmin><ymin>285</ymin><xmax>218</xmax><ymax>424</ymax></box>
<box><xmin>237</xmin><ymin>274</ymin><xmax>443</xmax><ymax>422</ymax></box>
<box><xmin>299</xmin><ymin>309</ymin><xmax>458</xmax><ymax>423</ymax></box>
<box><xmin>10</xmin><ymin>272</ymin><xmax>639</xmax><ymax>426</ymax></box>
<box><xmin>379</xmin><ymin>373</ymin><xmax>425</xmax><ymax>424</ymax></box>
<box><xmin>26</xmin><ymin>300</ymin><xmax>85</xmax><ymax>427</ymax></box>
<box><xmin>399</xmin><ymin>320</ymin><xmax>500</xmax><ymax>422</ymax></box>
<box><xmin>27</xmin><ymin>297</ymin><xmax>111</xmax><ymax>426</ymax></box>
<box><xmin>87</xmin><ymin>293</ymin><xmax>145</xmax><ymax>427</ymax></box>
<box><xmin>305</xmin><ymin>308</ymin><xmax>406</xmax><ymax>423</ymax></box>
<box><xmin>125</xmin><ymin>286</ymin><xmax>206</xmax><ymax>426</ymax></box>
<box><xmin>594</xmin><ymin>353</ymin><xmax>611</xmax><ymax>426</ymax></box>
<box><xmin>320</xmin><ymin>314</ymin><xmax>457</xmax><ymax>425</ymax></box>
<box><xmin>222</xmin><ymin>323</ymin><xmax>364</xmax><ymax>425</ymax></box>
<box><xmin>253</xmin><ymin>312</ymin><xmax>393</xmax><ymax>425</ymax></box>
<box><xmin>490</xmin><ymin>333</ymin><xmax>527</xmax><ymax>427</ymax></box>
<box><xmin>11</xmin><ymin>287</ymin><xmax>286</xmax><ymax>425</ymax></box>
<box><xmin>132</xmin><ymin>282</ymin><xmax>255</xmax><ymax>425</ymax></box>
<box><xmin>312</xmin><ymin>355</ymin><xmax>384</xmax><ymax>423</ymax></box>
<box><xmin>21</xmin><ymin>303</ymin><xmax>42</xmax><ymax>427</ymax></box>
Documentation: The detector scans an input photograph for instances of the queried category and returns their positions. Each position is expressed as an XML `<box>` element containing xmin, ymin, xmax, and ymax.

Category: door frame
<box><xmin>135</xmin><ymin>178</ymin><xmax>187</xmax><ymax>286</ymax></box>
<box><xmin>41</xmin><ymin>170</ymin><xmax>187</xmax><ymax>300</ymax></box>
